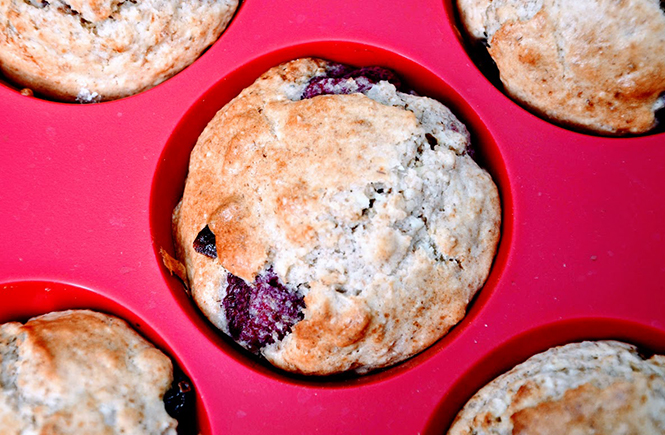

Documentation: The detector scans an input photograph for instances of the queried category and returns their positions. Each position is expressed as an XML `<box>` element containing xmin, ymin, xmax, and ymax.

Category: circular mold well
<box><xmin>423</xmin><ymin>317</ymin><xmax>665</xmax><ymax>435</ymax></box>
<box><xmin>0</xmin><ymin>0</ymin><xmax>244</xmax><ymax>104</ymax></box>
<box><xmin>443</xmin><ymin>0</ymin><xmax>665</xmax><ymax>137</ymax></box>
<box><xmin>150</xmin><ymin>41</ymin><xmax>513</xmax><ymax>384</ymax></box>
<box><xmin>0</xmin><ymin>281</ymin><xmax>209</xmax><ymax>435</ymax></box>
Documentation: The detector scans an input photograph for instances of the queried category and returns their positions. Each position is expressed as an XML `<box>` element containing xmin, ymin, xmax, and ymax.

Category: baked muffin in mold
<box><xmin>448</xmin><ymin>340</ymin><xmax>665</xmax><ymax>434</ymax></box>
<box><xmin>456</xmin><ymin>0</ymin><xmax>665</xmax><ymax>135</ymax></box>
<box><xmin>0</xmin><ymin>0</ymin><xmax>238</xmax><ymax>102</ymax></box>
<box><xmin>171</xmin><ymin>57</ymin><xmax>501</xmax><ymax>375</ymax></box>
<box><xmin>0</xmin><ymin>309</ymin><xmax>195</xmax><ymax>434</ymax></box>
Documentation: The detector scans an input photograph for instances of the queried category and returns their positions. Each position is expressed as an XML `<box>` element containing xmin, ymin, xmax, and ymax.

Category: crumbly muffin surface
<box><xmin>457</xmin><ymin>0</ymin><xmax>665</xmax><ymax>135</ymax></box>
<box><xmin>173</xmin><ymin>58</ymin><xmax>501</xmax><ymax>375</ymax></box>
<box><xmin>0</xmin><ymin>310</ymin><xmax>177</xmax><ymax>434</ymax></box>
<box><xmin>0</xmin><ymin>0</ymin><xmax>238</xmax><ymax>101</ymax></box>
<box><xmin>448</xmin><ymin>341</ymin><xmax>665</xmax><ymax>435</ymax></box>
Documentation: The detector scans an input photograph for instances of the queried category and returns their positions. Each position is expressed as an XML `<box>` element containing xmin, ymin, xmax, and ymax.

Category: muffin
<box><xmin>448</xmin><ymin>341</ymin><xmax>665</xmax><ymax>434</ymax></box>
<box><xmin>171</xmin><ymin>57</ymin><xmax>501</xmax><ymax>375</ymax></box>
<box><xmin>0</xmin><ymin>0</ymin><xmax>238</xmax><ymax>102</ymax></box>
<box><xmin>456</xmin><ymin>0</ymin><xmax>665</xmax><ymax>135</ymax></box>
<box><xmin>0</xmin><ymin>309</ymin><xmax>183</xmax><ymax>434</ymax></box>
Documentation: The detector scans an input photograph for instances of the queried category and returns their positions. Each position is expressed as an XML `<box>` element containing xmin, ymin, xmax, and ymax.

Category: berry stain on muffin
<box><xmin>192</xmin><ymin>225</ymin><xmax>306</xmax><ymax>353</ymax></box>
<box><xmin>224</xmin><ymin>268</ymin><xmax>305</xmax><ymax>353</ymax></box>
<box><xmin>302</xmin><ymin>64</ymin><xmax>403</xmax><ymax>99</ymax></box>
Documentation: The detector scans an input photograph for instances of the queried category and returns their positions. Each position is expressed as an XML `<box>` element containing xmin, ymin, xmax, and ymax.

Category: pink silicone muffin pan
<box><xmin>1</xmin><ymin>0</ymin><xmax>664</xmax><ymax>433</ymax></box>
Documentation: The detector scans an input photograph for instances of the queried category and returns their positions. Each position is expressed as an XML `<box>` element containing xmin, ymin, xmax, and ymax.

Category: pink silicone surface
<box><xmin>1</xmin><ymin>0</ymin><xmax>664</xmax><ymax>433</ymax></box>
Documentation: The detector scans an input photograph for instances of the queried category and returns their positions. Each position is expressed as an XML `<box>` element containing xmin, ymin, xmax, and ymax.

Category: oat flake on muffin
<box><xmin>448</xmin><ymin>340</ymin><xmax>665</xmax><ymax>435</ymax></box>
<box><xmin>457</xmin><ymin>0</ymin><xmax>665</xmax><ymax>135</ymax></box>
<box><xmin>172</xmin><ymin>58</ymin><xmax>501</xmax><ymax>375</ymax></box>
<box><xmin>0</xmin><ymin>0</ymin><xmax>238</xmax><ymax>102</ymax></box>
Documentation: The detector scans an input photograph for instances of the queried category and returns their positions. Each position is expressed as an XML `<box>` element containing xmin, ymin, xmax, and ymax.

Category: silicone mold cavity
<box><xmin>0</xmin><ymin>281</ymin><xmax>209</xmax><ymax>435</ymax></box>
<box><xmin>423</xmin><ymin>317</ymin><xmax>665</xmax><ymax>435</ymax></box>
<box><xmin>150</xmin><ymin>41</ymin><xmax>512</xmax><ymax>382</ymax></box>
<box><xmin>3</xmin><ymin>0</ymin><xmax>665</xmax><ymax>432</ymax></box>
<box><xmin>444</xmin><ymin>0</ymin><xmax>665</xmax><ymax>137</ymax></box>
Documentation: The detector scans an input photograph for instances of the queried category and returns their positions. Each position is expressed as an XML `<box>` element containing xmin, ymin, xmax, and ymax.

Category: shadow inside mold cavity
<box><xmin>466</xmin><ymin>40</ymin><xmax>504</xmax><ymax>96</ymax></box>
<box><xmin>150</xmin><ymin>41</ymin><xmax>512</xmax><ymax>385</ymax></box>
<box><xmin>423</xmin><ymin>317</ymin><xmax>665</xmax><ymax>435</ymax></box>
<box><xmin>655</xmin><ymin>92</ymin><xmax>665</xmax><ymax>134</ymax></box>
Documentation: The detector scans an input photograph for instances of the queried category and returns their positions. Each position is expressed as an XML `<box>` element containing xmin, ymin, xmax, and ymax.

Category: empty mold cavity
<box><xmin>150</xmin><ymin>41</ymin><xmax>513</xmax><ymax>384</ymax></box>
<box><xmin>0</xmin><ymin>281</ymin><xmax>207</xmax><ymax>435</ymax></box>
<box><xmin>423</xmin><ymin>317</ymin><xmax>665</xmax><ymax>435</ymax></box>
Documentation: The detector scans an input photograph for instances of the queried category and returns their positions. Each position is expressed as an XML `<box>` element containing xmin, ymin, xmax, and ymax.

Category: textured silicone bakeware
<box><xmin>1</xmin><ymin>0</ymin><xmax>664</xmax><ymax>433</ymax></box>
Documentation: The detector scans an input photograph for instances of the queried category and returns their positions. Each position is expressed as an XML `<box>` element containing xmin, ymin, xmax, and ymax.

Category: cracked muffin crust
<box><xmin>172</xmin><ymin>58</ymin><xmax>501</xmax><ymax>375</ymax></box>
<box><xmin>456</xmin><ymin>0</ymin><xmax>665</xmax><ymax>135</ymax></box>
<box><xmin>448</xmin><ymin>341</ymin><xmax>665</xmax><ymax>435</ymax></box>
<box><xmin>0</xmin><ymin>310</ymin><xmax>178</xmax><ymax>434</ymax></box>
<box><xmin>0</xmin><ymin>0</ymin><xmax>238</xmax><ymax>102</ymax></box>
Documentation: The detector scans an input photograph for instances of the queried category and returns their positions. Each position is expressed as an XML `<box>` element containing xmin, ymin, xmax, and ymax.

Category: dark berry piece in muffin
<box><xmin>163</xmin><ymin>365</ymin><xmax>196</xmax><ymax>435</ymax></box>
<box><xmin>193</xmin><ymin>225</ymin><xmax>217</xmax><ymax>259</ymax></box>
<box><xmin>223</xmin><ymin>269</ymin><xmax>305</xmax><ymax>353</ymax></box>
<box><xmin>302</xmin><ymin>64</ymin><xmax>402</xmax><ymax>99</ymax></box>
